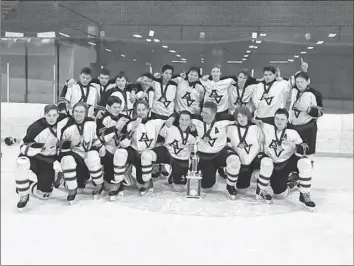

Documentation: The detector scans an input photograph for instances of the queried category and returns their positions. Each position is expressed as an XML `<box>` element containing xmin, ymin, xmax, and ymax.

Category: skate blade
<box><xmin>255</xmin><ymin>195</ymin><xmax>273</xmax><ymax>204</ymax></box>
<box><xmin>109</xmin><ymin>191</ymin><xmax>124</xmax><ymax>201</ymax></box>
<box><xmin>93</xmin><ymin>194</ymin><xmax>103</xmax><ymax>200</ymax></box>
<box><xmin>140</xmin><ymin>188</ymin><xmax>154</xmax><ymax>196</ymax></box>
<box><xmin>68</xmin><ymin>200</ymin><xmax>76</xmax><ymax>205</ymax></box>
<box><xmin>228</xmin><ymin>194</ymin><xmax>237</xmax><ymax>200</ymax></box>
<box><xmin>300</xmin><ymin>202</ymin><xmax>315</xmax><ymax>212</ymax></box>
<box><xmin>17</xmin><ymin>207</ymin><xmax>27</xmax><ymax>213</ymax></box>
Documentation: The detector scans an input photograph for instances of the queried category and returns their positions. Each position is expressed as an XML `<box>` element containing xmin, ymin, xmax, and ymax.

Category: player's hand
<box><xmin>253</xmin><ymin>119</ymin><xmax>263</xmax><ymax>128</ymax></box>
<box><xmin>98</xmin><ymin>145</ymin><xmax>106</xmax><ymax>157</ymax></box>
<box><xmin>120</xmin><ymin>138</ymin><xmax>131</xmax><ymax>148</ymax></box>
<box><xmin>131</xmin><ymin>118</ymin><xmax>141</xmax><ymax>130</ymax></box>
<box><xmin>293</xmin><ymin>102</ymin><xmax>309</xmax><ymax>112</ymax></box>
<box><xmin>96</xmin><ymin>110</ymin><xmax>105</xmax><ymax>120</ymax></box>
<box><xmin>300</xmin><ymin>58</ymin><xmax>308</xmax><ymax>72</ymax></box>
<box><xmin>116</xmin><ymin>117</ymin><xmax>130</xmax><ymax>131</ymax></box>
<box><xmin>67</xmin><ymin>78</ymin><xmax>77</xmax><ymax>88</ymax></box>
<box><xmin>201</xmin><ymin>75</ymin><xmax>209</xmax><ymax>81</ymax></box>
<box><xmin>52</xmin><ymin>160</ymin><xmax>62</xmax><ymax>173</ymax></box>
<box><xmin>189</xmin><ymin>123</ymin><xmax>196</xmax><ymax>132</ymax></box>
<box><xmin>154</xmin><ymin>73</ymin><xmax>161</xmax><ymax>79</ymax></box>
<box><xmin>140</xmin><ymin>91</ymin><xmax>148</xmax><ymax>99</ymax></box>
<box><xmin>281</xmin><ymin>139</ymin><xmax>296</xmax><ymax>150</ymax></box>
<box><xmin>165</xmin><ymin>117</ymin><xmax>175</xmax><ymax>128</ymax></box>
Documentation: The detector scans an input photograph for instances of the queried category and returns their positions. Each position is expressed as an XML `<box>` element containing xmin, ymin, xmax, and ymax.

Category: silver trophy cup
<box><xmin>186</xmin><ymin>140</ymin><xmax>202</xmax><ymax>198</ymax></box>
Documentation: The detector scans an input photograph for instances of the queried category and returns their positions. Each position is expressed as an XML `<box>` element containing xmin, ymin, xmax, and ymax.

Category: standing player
<box><xmin>227</xmin><ymin>107</ymin><xmax>273</xmax><ymax>202</ymax></box>
<box><xmin>14</xmin><ymin>105</ymin><xmax>69</xmax><ymax>211</ymax></box>
<box><xmin>96</xmin><ymin>96</ymin><xmax>131</xmax><ymax>200</ymax></box>
<box><xmin>262</xmin><ymin>108</ymin><xmax>315</xmax><ymax>210</ymax></box>
<box><xmin>59</xmin><ymin>102</ymin><xmax>106</xmax><ymax>203</ymax></box>
<box><xmin>136</xmin><ymin>73</ymin><xmax>155</xmax><ymax>112</ymax></box>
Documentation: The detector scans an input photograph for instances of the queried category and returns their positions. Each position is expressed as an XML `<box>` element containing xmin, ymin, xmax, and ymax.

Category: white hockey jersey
<box><xmin>228</xmin><ymin>84</ymin><xmax>257</xmax><ymax>115</ymax></box>
<box><xmin>104</xmin><ymin>85</ymin><xmax>135</xmax><ymax>118</ymax></box>
<box><xmin>151</xmin><ymin>80</ymin><xmax>177</xmax><ymax>117</ymax></box>
<box><xmin>160</xmin><ymin>125</ymin><xmax>197</xmax><ymax>160</ymax></box>
<box><xmin>252</xmin><ymin>79</ymin><xmax>292</xmax><ymax>119</ymax></box>
<box><xmin>262</xmin><ymin>123</ymin><xmax>303</xmax><ymax>163</ymax></box>
<box><xmin>126</xmin><ymin>118</ymin><xmax>165</xmax><ymax>153</ymax></box>
<box><xmin>227</xmin><ymin>124</ymin><xmax>263</xmax><ymax>165</ymax></box>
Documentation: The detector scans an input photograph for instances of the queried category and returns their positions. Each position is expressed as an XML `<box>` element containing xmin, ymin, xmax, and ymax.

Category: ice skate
<box><xmin>168</xmin><ymin>175</ymin><xmax>173</xmax><ymax>184</ymax></box>
<box><xmin>53</xmin><ymin>172</ymin><xmax>64</xmax><ymax>188</ymax></box>
<box><xmin>161</xmin><ymin>164</ymin><xmax>169</xmax><ymax>177</ymax></box>
<box><xmin>67</xmin><ymin>189</ymin><xmax>77</xmax><ymax>204</ymax></box>
<box><xmin>299</xmin><ymin>192</ymin><xmax>316</xmax><ymax>211</ymax></box>
<box><xmin>92</xmin><ymin>183</ymin><xmax>104</xmax><ymax>199</ymax></box>
<box><xmin>255</xmin><ymin>187</ymin><xmax>273</xmax><ymax>204</ymax></box>
<box><xmin>226</xmin><ymin>184</ymin><xmax>238</xmax><ymax>200</ymax></box>
<box><xmin>17</xmin><ymin>194</ymin><xmax>29</xmax><ymax>212</ymax></box>
<box><xmin>140</xmin><ymin>180</ymin><xmax>154</xmax><ymax>196</ymax></box>
<box><xmin>108</xmin><ymin>183</ymin><xmax>124</xmax><ymax>201</ymax></box>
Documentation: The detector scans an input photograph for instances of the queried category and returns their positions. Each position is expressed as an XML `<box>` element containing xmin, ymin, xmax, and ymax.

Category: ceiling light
<box><xmin>260</xmin><ymin>33</ymin><xmax>267</xmax><ymax>37</ymax></box>
<box><xmin>328</xmin><ymin>33</ymin><xmax>336</xmax><ymax>38</ymax></box>
<box><xmin>256</xmin><ymin>40</ymin><xmax>262</xmax><ymax>44</ymax></box>
<box><xmin>253</xmin><ymin>46</ymin><xmax>258</xmax><ymax>49</ymax></box>
<box><xmin>307</xmin><ymin>46</ymin><xmax>314</xmax><ymax>49</ymax></box>
<box><xmin>105</xmin><ymin>48</ymin><xmax>111</xmax><ymax>52</ymax></box>
<box><xmin>162</xmin><ymin>45</ymin><xmax>168</xmax><ymax>48</ymax></box>
<box><xmin>252</xmin><ymin>32</ymin><xmax>258</xmax><ymax>39</ymax></box>
<box><xmin>244</xmin><ymin>54</ymin><xmax>249</xmax><ymax>57</ymax></box>
<box><xmin>176</xmin><ymin>54</ymin><xmax>181</xmax><ymax>57</ymax></box>
<box><xmin>133</xmin><ymin>59</ymin><xmax>136</xmax><ymax>62</ymax></box>
<box><xmin>270</xmin><ymin>61</ymin><xmax>288</xmax><ymax>64</ymax></box>
<box><xmin>227</xmin><ymin>61</ymin><xmax>243</xmax><ymax>64</ymax></box>
<box><xmin>169</xmin><ymin>50</ymin><xmax>176</xmax><ymax>53</ymax></box>
<box><xmin>249</xmin><ymin>45</ymin><xmax>254</xmax><ymax>48</ymax></box>
<box><xmin>181</xmin><ymin>58</ymin><xmax>186</xmax><ymax>61</ymax></box>
<box><xmin>246</xmin><ymin>50</ymin><xmax>251</xmax><ymax>53</ymax></box>
<box><xmin>288</xmin><ymin>59</ymin><xmax>294</xmax><ymax>62</ymax></box>
<box><xmin>149</xmin><ymin>30</ymin><xmax>155</xmax><ymax>37</ymax></box>
<box><xmin>88</xmin><ymin>42</ymin><xmax>96</xmax><ymax>46</ymax></box>
<box><xmin>171</xmin><ymin>60</ymin><xmax>187</xmax><ymax>63</ymax></box>
<box><xmin>316</xmin><ymin>41</ymin><xmax>324</xmax><ymax>44</ymax></box>
<box><xmin>146</xmin><ymin>38</ymin><xmax>152</xmax><ymax>42</ymax></box>
<box><xmin>200</xmin><ymin>32</ymin><xmax>205</xmax><ymax>39</ymax></box>
<box><xmin>5</xmin><ymin>31</ymin><xmax>24</xmax><ymax>37</ymax></box>
<box><xmin>154</xmin><ymin>39</ymin><xmax>160</xmax><ymax>43</ymax></box>
<box><xmin>133</xmin><ymin>34</ymin><xmax>142</xmax><ymax>38</ymax></box>
<box><xmin>37</xmin><ymin>32</ymin><xmax>56</xmax><ymax>38</ymax></box>
<box><xmin>121</xmin><ymin>54</ymin><xmax>126</xmax><ymax>57</ymax></box>
<box><xmin>300</xmin><ymin>51</ymin><xmax>307</xmax><ymax>54</ymax></box>
<box><xmin>242</xmin><ymin>58</ymin><xmax>247</xmax><ymax>61</ymax></box>
<box><xmin>294</xmin><ymin>55</ymin><xmax>299</xmax><ymax>58</ymax></box>
<box><xmin>59</xmin><ymin>32</ymin><xmax>70</xmax><ymax>38</ymax></box>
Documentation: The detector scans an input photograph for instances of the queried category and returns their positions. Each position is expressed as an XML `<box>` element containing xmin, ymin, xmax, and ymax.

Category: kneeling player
<box><xmin>141</xmin><ymin>111</ymin><xmax>197</xmax><ymax>191</ymax></box>
<box><xmin>15</xmin><ymin>104</ymin><xmax>69</xmax><ymax>211</ymax></box>
<box><xmin>96</xmin><ymin>96</ymin><xmax>131</xmax><ymax>200</ymax></box>
<box><xmin>263</xmin><ymin>108</ymin><xmax>315</xmax><ymax>210</ymax></box>
<box><xmin>227</xmin><ymin>107</ymin><xmax>273</xmax><ymax>202</ymax></box>
<box><xmin>59</xmin><ymin>102</ymin><xmax>106</xmax><ymax>203</ymax></box>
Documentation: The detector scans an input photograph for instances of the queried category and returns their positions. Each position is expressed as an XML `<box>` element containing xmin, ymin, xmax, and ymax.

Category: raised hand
<box><xmin>300</xmin><ymin>57</ymin><xmax>308</xmax><ymax>72</ymax></box>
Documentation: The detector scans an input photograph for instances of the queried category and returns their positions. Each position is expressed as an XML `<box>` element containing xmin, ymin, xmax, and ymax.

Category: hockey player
<box><xmin>136</xmin><ymin>73</ymin><xmax>155</xmax><ymax>110</ymax></box>
<box><xmin>59</xmin><ymin>67</ymin><xmax>99</xmax><ymax>117</ymax></box>
<box><xmin>112</xmin><ymin>100</ymin><xmax>174</xmax><ymax>195</ymax></box>
<box><xmin>141</xmin><ymin>110</ymin><xmax>197</xmax><ymax>191</ymax></box>
<box><xmin>226</xmin><ymin>107</ymin><xmax>273</xmax><ymax>202</ymax></box>
<box><xmin>96</xmin><ymin>96</ymin><xmax>131</xmax><ymax>200</ymax></box>
<box><xmin>59</xmin><ymin>102</ymin><xmax>106</xmax><ymax>203</ymax></box>
<box><xmin>262</xmin><ymin>108</ymin><xmax>315</xmax><ymax>210</ymax></box>
<box><xmin>14</xmin><ymin>104</ymin><xmax>69</xmax><ymax>211</ymax></box>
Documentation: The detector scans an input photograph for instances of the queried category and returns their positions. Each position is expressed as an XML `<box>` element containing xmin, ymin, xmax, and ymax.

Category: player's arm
<box><xmin>20</xmin><ymin>123</ymin><xmax>46</xmax><ymax>157</ymax></box>
<box><xmin>307</xmin><ymin>90</ymin><xmax>324</xmax><ymax>118</ymax></box>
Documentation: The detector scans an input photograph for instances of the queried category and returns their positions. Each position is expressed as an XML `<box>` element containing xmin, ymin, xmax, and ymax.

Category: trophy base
<box><xmin>186</xmin><ymin>195</ymin><xmax>201</xmax><ymax>199</ymax></box>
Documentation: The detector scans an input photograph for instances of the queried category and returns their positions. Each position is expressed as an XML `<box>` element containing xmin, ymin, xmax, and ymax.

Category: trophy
<box><xmin>186</xmin><ymin>139</ymin><xmax>202</xmax><ymax>199</ymax></box>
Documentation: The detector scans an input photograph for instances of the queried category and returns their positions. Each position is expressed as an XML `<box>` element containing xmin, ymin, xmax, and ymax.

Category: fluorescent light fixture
<box><xmin>133</xmin><ymin>59</ymin><xmax>136</xmax><ymax>62</ymax></box>
<box><xmin>105</xmin><ymin>48</ymin><xmax>112</xmax><ymax>52</ymax></box>
<box><xmin>88</xmin><ymin>42</ymin><xmax>96</xmax><ymax>46</ymax></box>
<box><xmin>154</xmin><ymin>39</ymin><xmax>160</xmax><ymax>43</ymax></box>
<box><xmin>37</xmin><ymin>31</ymin><xmax>56</xmax><ymax>38</ymax></box>
<box><xmin>169</xmin><ymin>50</ymin><xmax>176</xmax><ymax>53</ymax></box>
<box><xmin>121</xmin><ymin>54</ymin><xmax>126</xmax><ymax>57</ymax></box>
<box><xmin>200</xmin><ymin>32</ymin><xmax>205</xmax><ymax>38</ymax></box>
<box><xmin>59</xmin><ymin>32</ymin><xmax>70</xmax><ymax>38</ymax></box>
<box><xmin>249</xmin><ymin>45</ymin><xmax>254</xmax><ymax>48</ymax></box>
<box><xmin>288</xmin><ymin>59</ymin><xmax>294</xmax><ymax>62</ymax></box>
<box><xmin>252</xmin><ymin>32</ymin><xmax>258</xmax><ymax>39</ymax></box>
<box><xmin>260</xmin><ymin>33</ymin><xmax>267</xmax><ymax>37</ymax></box>
<box><xmin>133</xmin><ymin>34</ymin><xmax>142</xmax><ymax>38</ymax></box>
<box><xmin>328</xmin><ymin>33</ymin><xmax>336</xmax><ymax>38</ymax></box>
<box><xmin>244</xmin><ymin>54</ymin><xmax>249</xmax><ymax>57</ymax></box>
<box><xmin>162</xmin><ymin>45</ymin><xmax>168</xmax><ymax>48</ymax></box>
<box><xmin>242</xmin><ymin>58</ymin><xmax>247</xmax><ymax>61</ymax></box>
<box><xmin>227</xmin><ymin>61</ymin><xmax>243</xmax><ymax>64</ymax></box>
<box><xmin>181</xmin><ymin>58</ymin><xmax>186</xmax><ymax>61</ymax></box>
<box><xmin>171</xmin><ymin>60</ymin><xmax>187</xmax><ymax>63</ymax></box>
<box><xmin>5</xmin><ymin>32</ymin><xmax>24</xmax><ymax>37</ymax></box>
<box><xmin>270</xmin><ymin>61</ymin><xmax>288</xmax><ymax>64</ymax></box>
<box><xmin>294</xmin><ymin>55</ymin><xmax>299</xmax><ymax>58</ymax></box>
<box><xmin>307</xmin><ymin>46</ymin><xmax>314</xmax><ymax>49</ymax></box>
<box><xmin>246</xmin><ymin>50</ymin><xmax>251</xmax><ymax>53</ymax></box>
<box><xmin>149</xmin><ymin>30</ymin><xmax>155</xmax><ymax>37</ymax></box>
<box><xmin>253</xmin><ymin>46</ymin><xmax>258</xmax><ymax>49</ymax></box>
<box><xmin>176</xmin><ymin>54</ymin><xmax>181</xmax><ymax>57</ymax></box>
<box><xmin>146</xmin><ymin>38</ymin><xmax>152</xmax><ymax>42</ymax></box>
<box><xmin>256</xmin><ymin>40</ymin><xmax>262</xmax><ymax>44</ymax></box>
<box><xmin>316</xmin><ymin>41</ymin><xmax>324</xmax><ymax>44</ymax></box>
<box><xmin>300</xmin><ymin>51</ymin><xmax>307</xmax><ymax>54</ymax></box>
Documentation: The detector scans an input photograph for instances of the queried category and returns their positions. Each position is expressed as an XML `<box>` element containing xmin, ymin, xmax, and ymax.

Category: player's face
<box><xmin>237</xmin><ymin>73</ymin><xmax>247</xmax><ymax>86</ymax></box>
<box><xmin>73</xmin><ymin>106</ymin><xmax>86</xmax><ymax>123</ymax></box>
<box><xmin>187</xmin><ymin>70</ymin><xmax>199</xmax><ymax>82</ymax></box>
<box><xmin>80</xmin><ymin>73</ymin><xmax>91</xmax><ymax>86</ymax></box>
<box><xmin>201</xmin><ymin>108</ymin><xmax>215</xmax><ymax>122</ymax></box>
<box><xmin>141</xmin><ymin>76</ymin><xmax>152</xmax><ymax>87</ymax></box>
<box><xmin>109</xmin><ymin>103</ymin><xmax>122</xmax><ymax>116</ymax></box>
<box><xmin>237</xmin><ymin>113</ymin><xmax>248</xmax><ymax>126</ymax></box>
<box><xmin>179</xmin><ymin>114</ymin><xmax>191</xmax><ymax>127</ymax></box>
<box><xmin>211</xmin><ymin>67</ymin><xmax>221</xmax><ymax>80</ymax></box>
<box><xmin>162</xmin><ymin>69</ymin><xmax>172</xmax><ymax>82</ymax></box>
<box><xmin>116</xmin><ymin>77</ymin><xmax>127</xmax><ymax>89</ymax></box>
<box><xmin>136</xmin><ymin>103</ymin><xmax>148</xmax><ymax>118</ymax></box>
<box><xmin>263</xmin><ymin>71</ymin><xmax>276</xmax><ymax>84</ymax></box>
<box><xmin>274</xmin><ymin>114</ymin><xmax>288</xmax><ymax>129</ymax></box>
<box><xmin>295</xmin><ymin>77</ymin><xmax>310</xmax><ymax>91</ymax></box>
<box><xmin>99</xmin><ymin>74</ymin><xmax>110</xmax><ymax>86</ymax></box>
<box><xmin>45</xmin><ymin>110</ymin><xmax>59</xmax><ymax>126</ymax></box>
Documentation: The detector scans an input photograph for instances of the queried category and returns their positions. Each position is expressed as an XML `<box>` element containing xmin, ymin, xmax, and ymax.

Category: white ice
<box><xmin>1</xmin><ymin>143</ymin><xmax>353</xmax><ymax>265</ymax></box>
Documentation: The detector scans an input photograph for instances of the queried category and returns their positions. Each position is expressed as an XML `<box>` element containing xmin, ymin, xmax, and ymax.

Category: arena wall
<box><xmin>1</xmin><ymin>103</ymin><xmax>353</xmax><ymax>157</ymax></box>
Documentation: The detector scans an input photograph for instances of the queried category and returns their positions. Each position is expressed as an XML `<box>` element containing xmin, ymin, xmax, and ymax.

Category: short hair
<box><xmin>44</xmin><ymin>104</ymin><xmax>58</xmax><ymax>114</ymax></box>
<box><xmin>203</xmin><ymin>101</ymin><xmax>218</xmax><ymax>113</ymax></box>
<box><xmin>212</xmin><ymin>64</ymin><xmax>222</xmax><ymax>70</ymax></box>
<box><xmin>106</xmin><ymin>96</ymin><xmax>122</xmax><ymax>107</ymax></box>
<box><xmin>179</xmin><ymin>110</ymin><xmax>192</xmax><ymax>118</ymax></box>
<box><xmin>100</xmin><ymin>68</ymin><xmax>110</xmax><ymax>76</ymax></box>
<box><xmin>115</xmin><ymin>71</ymin><xmax>128</xmax><ymax>81</ymax></box>
<box><xmin>141</xmin><ymin>72</ymin><xmax>154</xmax><ymax>80</ymax></box>
<box><xmin>295</xmin><ymin>71</ymin><xmax>310</xmax><ymax>81</ymax></box>
<box><xmin>80</xmin><ymin>67</ymin><xmax>92</xmax><ymax>75</ymax></box>
<box><xmin>263</xmin><ymin>66</ymin><xmax>277</xmax><ymax>74</ymax></box>
<box><xmin>237</xmin><ymin>69</ymin><xmax>250</xmax><ymax>77</ymax></box>
<box><xmin>186</xmin><ymin>66</ymin><xmax>201</xmax><ymax>78</ymax></box>
<box><xmin>162</xmin><ymin>64</ymin><xmax>174</xmax><ymax>74</ymax></box>
<box><xmin>134</xmin><ymin>99</ymin><xmax>149</xmax><ymax>110</ymax></box>
<box><xmin>233</xmin><ymin>107</ymin><xmax>252</xmax><ymax>122</ymax></box>
<box><xmin>275</xmin><ymin>108</ymin><xmax>289</xmax><ymax>118</ymax></box>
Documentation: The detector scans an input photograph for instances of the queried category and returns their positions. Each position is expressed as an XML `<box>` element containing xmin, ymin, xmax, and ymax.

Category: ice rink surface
<box><xmin>1</xmin><ymin>143</ymin><xmax>353</xmax><ymax>265</ymax></box>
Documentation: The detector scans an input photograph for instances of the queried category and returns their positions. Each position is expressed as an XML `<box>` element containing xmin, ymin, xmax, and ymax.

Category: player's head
<box><xmin>237</xmin><ymin>69</ymin><xmax>250</xmax><ymax>86</ymax></box>
<box><xmin>201</xmin><ymin>101</ymin><xmax>217</xmax><ymax>122</ymax></box>
<box><xmin>274</xmin><ymin>108</ymin><xmax>289</xmax><ymax>129</ymax></box>
<box><xmin>98</xmin><ymin>68</ymin><xmax>110</xmax><ymax>86</ymax></box>
<box><xmin>211</xmin><ymin>64</ymin><xmax>222</xmax><ymax>80</ymax></box>
<box><xmin>295</xmin><ymin>71</ymin><xmax>310</xmax><ymax>92</ymax></box>
<box><xmin>186</xmin><ymin>66</ymin><xmax>201</xmax><ymax>82</ymax></box>
<box><xmin>44</xmin><ymin>104</ymin><xmax>59</xmax><ymax>125</ymax></box>
<box><xmin>179</xmin><ymin>110</ymin><xmax>192</xmax><ymax>128</ymax></box>
<box><xmin>263</xmin><ymin>66</ymin><xmax>277</xmax><ymax>84</ymax></box>
<box><xmin>79</xmin><ymin>67</ymin><xmax>92</xmax><ymax>86</ymax></box>
<box><xmin>73</xmin><ymin>102</ymin><xmax>88</xmax><ymax>124</ymax></box>
<box><xmin>106</xmin><ymin>96</ymin><xmax>123</xmax><ymax>116</ymax></box>
<box><xmin>135</xmin><ymin>100</ymin><xmax>149</xmax><ymax>118</ymax></box>
<box><xmin>115</xmin><ymin>71</ymin><xmax>128</xmax><ymax>89</ymax></box>
<box><xmin>233</xmin><ymin>107</ymin><xmax>252</xmax><ymax>126</ymax></box>
<box><xmin>161</xmin><ymin>64</ymin><xmax>174</xmax><ymax>82</ymax></box>
<box><xmin>141</xmin><ymin>72</ymin><xmax>153</xmax><ymax>87</ymax></box>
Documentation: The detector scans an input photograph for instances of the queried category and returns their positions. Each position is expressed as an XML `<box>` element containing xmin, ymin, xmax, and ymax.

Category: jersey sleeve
<box><xmin>20</xmin><ymin>121</ymin><xmax>46</xmax><ymax>157</ymax></box>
